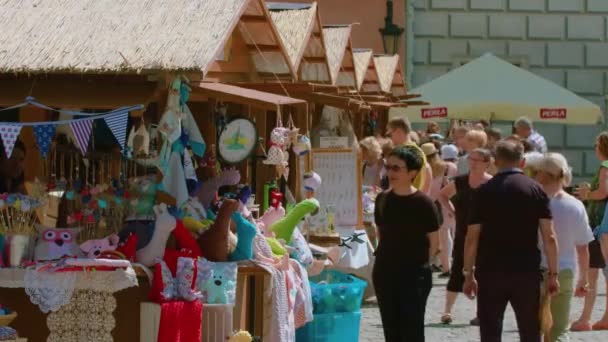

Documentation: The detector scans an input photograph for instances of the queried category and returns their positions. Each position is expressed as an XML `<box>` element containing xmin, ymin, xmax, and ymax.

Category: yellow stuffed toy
<box><xmin>228</xmin><ymin>331</ymin><xmax>252</xmax><ymax>342</ymax></box>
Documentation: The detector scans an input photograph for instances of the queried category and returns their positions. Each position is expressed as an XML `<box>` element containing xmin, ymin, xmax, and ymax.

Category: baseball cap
<box><xmin>441</xmin><ymin>144</ymin><xmax>459</xmax><ymax>160</ymax></box>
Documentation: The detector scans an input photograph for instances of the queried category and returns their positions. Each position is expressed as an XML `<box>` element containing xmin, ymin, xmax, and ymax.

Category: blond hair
<box><xmin>465</xmin><ymin>130</ymin><xmax>488</xmax><ymax>149</ymax></box>
<box><xmin>538</xmin><ymin>153</ymin><xmax>572</xmax><ymax>187</ymax></box>
<box><xmin>359</xmin><ymin>136</ymin><xmax>382</xmax><ymax>160</ymax></box>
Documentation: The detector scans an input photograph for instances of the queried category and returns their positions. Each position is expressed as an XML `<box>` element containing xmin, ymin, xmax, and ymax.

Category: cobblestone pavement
<box><xmin>360</xmin><ymin>274</ymin><xmax>608</xmax><ymax>341</ymax></box>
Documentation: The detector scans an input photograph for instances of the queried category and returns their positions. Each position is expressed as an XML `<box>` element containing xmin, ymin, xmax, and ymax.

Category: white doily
<box><xmin>25</xmin><ymin>268</ymin><xmax>77</xmax><ymax>313</ymax></box>
<box><xmin>47</xmin><ymin>289</ymin><xmax>116</xmax><ymax>342</ymax></box>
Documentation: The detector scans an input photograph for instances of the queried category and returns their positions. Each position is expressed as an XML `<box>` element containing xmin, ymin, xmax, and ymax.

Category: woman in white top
<box><xmin>534</xmin><ymin>153</ymin><xmax>593</xmax><ymax>342</ymax></box>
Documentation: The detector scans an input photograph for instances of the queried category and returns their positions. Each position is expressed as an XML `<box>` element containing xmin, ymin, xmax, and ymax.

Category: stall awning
<box><xmin>191</xmin><ymin>82</ymin><xmax>306</xmax><ymax>111</ymax></box>
<box><xmin>393</xmin><ymin>53</ymin><xmax>602</xmax><ymax>124</ymax></box>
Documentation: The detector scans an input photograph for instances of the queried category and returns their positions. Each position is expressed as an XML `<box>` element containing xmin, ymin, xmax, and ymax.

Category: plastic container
<box><xmin>309</xmin><ymin>270</ymin><xmax>367</xmax><ymax>314</ymax></box>
<box><xmin>296</xmin><ymin>311</ymin><xmax>361</xmax><ymax>342</ymax></box>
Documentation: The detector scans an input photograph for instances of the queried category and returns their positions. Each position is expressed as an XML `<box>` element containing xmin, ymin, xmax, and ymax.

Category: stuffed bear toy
<box><xmin>263</xmin><ymin>127</ymin><xmax>289</xmax><ymax>166</ymax></box>
<box><xmin>80</xmin><ymin>234</ymin><xmax>119</xmax><ymax>258</ymax></box>
<box><xmin>34</xmin><ymin>225</ymin><xmax>81</xmax><ymax>261</ymax></box>
<box><xmin>196</xmin><ymin>258</ymin><xmax>237</xmax><ymax>304</ymax></box>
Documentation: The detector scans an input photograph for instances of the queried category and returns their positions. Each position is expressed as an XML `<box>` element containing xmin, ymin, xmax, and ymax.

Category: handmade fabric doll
<box><xmin>228</xmin><ymin>212</ymin><xmax>258</xmax><ymax>261</ymax></box>
<box><xmin>292</xmin><ymin>134</ymin><xmax>311</xmax><ymax>156</ymax></box>
<box><xmin>150</xmin><ymin>257</ymin><xmax>202</xmax><ymax>303</ymax></box>
<box><xmin>263</xmin><ymin>127</ymin><xmax>289</xmax><ymax>166</ymax></box>
<box><xmin>270</xmin><ymin>198</ymin><xmax>320</xmax><ymax>244</ymax></box>
<box><xmin>197</xmin><ymin>199</ymin><xmax>240</xmax><ymax>261</ymax></box>
<box><xmin>80</xmin><ymin>234</ymin><xmax>119</xmax><ymax>258</ymax></box>
<box><xmin>136</xmin><ymin>204</ymin><xmax>176</xmax><ymax>267</ymax></box>
<box><xmin>289</xmin><ymin>227</ymin><xmax>313</xmax><ymax>266</ymax></box>
<box><xmin>34</xmin><ymin>225</ymin><xmax>81</xmax><ymax>261</ymax></box>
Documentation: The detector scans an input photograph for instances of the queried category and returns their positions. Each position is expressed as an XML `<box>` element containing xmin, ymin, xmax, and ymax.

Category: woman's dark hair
<box><xmin>389</xmin><ymin>145</ymin><xmax>423</xmax><ymax>172</ymax></box>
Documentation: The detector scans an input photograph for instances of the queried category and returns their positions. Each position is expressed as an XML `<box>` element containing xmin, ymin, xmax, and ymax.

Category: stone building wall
<box><xmin>409</xmin><ymin>0</ymin><xmax>608</xmax><ymax>180</ymax></box>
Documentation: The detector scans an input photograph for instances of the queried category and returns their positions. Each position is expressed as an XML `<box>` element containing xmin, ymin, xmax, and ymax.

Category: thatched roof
<box><xmin>322</xmin><ymin>25</ymin><xmax>357</xmax><ymax>88</ymax></box>
<box><xmin>374</xmin><ymin>54</ymin><xmax>406</xmax><ymax>96</ymax></box>
<box><xmin>268</xmin><ymin>2</ymin><xmax>331</xmax><ymax>83</ymax></box>
<box><xmin>0</xmin><ymin>0</ymin><xmax>250</xmax><ymax>74</ymax></box>
<box><xmin>238</xmin><ymin>0</ymin><xmax>295</xmax><ymax>78</ymax></box>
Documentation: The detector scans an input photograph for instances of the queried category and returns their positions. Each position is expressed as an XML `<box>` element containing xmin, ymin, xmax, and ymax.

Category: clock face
<box><xmin>218</xmin><ymin>118</ymin><xmax>258</xmax><ymax>164</ymax></box>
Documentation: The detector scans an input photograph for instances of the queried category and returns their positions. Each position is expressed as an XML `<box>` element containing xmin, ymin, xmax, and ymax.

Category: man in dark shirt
<box><xmin>462</xmin><ymin>140</ymin><xmax>559</xmax><ymax>342</ymax></box>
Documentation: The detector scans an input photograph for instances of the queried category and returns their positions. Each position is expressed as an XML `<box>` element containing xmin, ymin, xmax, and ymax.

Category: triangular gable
<box><xmin>374</xmin><ymin>54</ymin><xmax>403</xmax><ymax>95</ymax></box>
<box><xmin>353</xmin><ymin>48</ymin><xmax>373</xmax><ymax>91</ymax></box>
<box><xmin>237</xmin><ymin>0</ymin><xmax>296</xmax><ymax>80</ymax></box>
<box><xmin>323</xmin><ymin>25</ymin><xmax>357</xmax><ymax>88</ymax></box>
<box><xmin>267</xmin><ymin>2</ymin><xmax>330</xmax><ymax>83</ymax></box>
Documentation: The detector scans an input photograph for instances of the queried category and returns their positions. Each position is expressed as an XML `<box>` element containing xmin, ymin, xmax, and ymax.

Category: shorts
<box><xmin>589</xmin><ymin>239</ymin><xmax>606</xmax><ymax>269</ymax></box>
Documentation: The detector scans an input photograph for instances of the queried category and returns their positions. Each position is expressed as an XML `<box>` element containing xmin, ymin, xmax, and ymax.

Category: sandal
<box><xmin>570</xmin><ymin>321</ymin><xmax>592</xmax><ymax>331</ymax></box>
<box><xmin>592</xmin><ymin>321</ymin><xmax>608</xmax><ymax>330</ymax></box>
<box><xmin>440</xmin><ymin>313</ymin><xmax>453</xmax><ymax>325</ymax></box>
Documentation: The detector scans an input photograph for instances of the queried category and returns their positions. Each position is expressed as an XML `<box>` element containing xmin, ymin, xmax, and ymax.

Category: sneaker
<box><xmin>470</xmin><ymin>317</ymin><xmax>480</xmax><ymax>326</ymax></box>
<box><xmin>438</xmin><ymin>271</ymin><xmax>451</xmax><ymax>278</ymax></box>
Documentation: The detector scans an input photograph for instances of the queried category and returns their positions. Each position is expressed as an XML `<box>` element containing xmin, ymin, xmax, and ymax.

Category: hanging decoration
<box><xmin>33</xmin><ymin>124</ymin><xmax>57</xmax><ymax>159</ymax></box>
<box><xmin>70</xmin><ymin>119</ymin><xmax>94</xmax><ymax>156</ymax></box>
<box><xmin>104</xmin><ymin>112</ymin><xmax>129</xmax><ymax>152</ymax></box>
<box><xmin>0</xmin><ymin>124</ymin><xmax>23</xmax><ymax>158</ymax></box>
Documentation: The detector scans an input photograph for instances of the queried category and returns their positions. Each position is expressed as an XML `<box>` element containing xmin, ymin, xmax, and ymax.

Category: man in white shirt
<box><xmin>515</xmin><ymin>116</ymin><xmax>548</xmax><ymax>153</ymax></box>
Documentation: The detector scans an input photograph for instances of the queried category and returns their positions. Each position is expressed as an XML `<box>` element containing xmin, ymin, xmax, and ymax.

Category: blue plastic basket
<box><xmin>309</xmin><ymin>270</ymin><xmax>367</xmax><ymax>314</ymax></box>
<box><xmin>296</xmin><ymin>311</ymin><xmax>361</xmax><ymax>342</ymax></box>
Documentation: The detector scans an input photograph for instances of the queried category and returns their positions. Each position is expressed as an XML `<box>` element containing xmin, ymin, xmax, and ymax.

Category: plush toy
<box><xmin>197</xmin><ymin>199</ymin><xmax>240</xmax><ymax>261</ymax></box>
<box><xmin>263</xmin><ymin>127</ymin><xmax>289</xmax><ymax>166</ymax></box>
<box><xmin>289</xmin><ymin>227</ymin><xmax>313</xmax><ymax>266</ymax></box>
<box><xmin>292</xmin><ymin>134</ymin><xmax>311</xmax><ymax>156</ymax></box>
<box><xmin>197</xmin><ymin>168</ymin><xmax>241</xmax><ymax>209</ymax></box>
<box><xmin>196</xmin><ymin>259</ymin><xmax>238</xmax><ymax>304</ymax></box>
<box><xmin>115</xmin><ymin>233</ymin><xmax>138</xmax><ymax>261</ymax></box>
<box><xmin>228</xmin><ymin>331</ymin><xmax>253</xmax><ymax>342</ymax></box>
<box><xmin>136</xmin><ymin>204</ymin><xmax>176</xmax><ymax>266</ymax></box>
<box><xmin>34</xmin><ymin>225</ymin><xmax>81</xmax><ymax>261</ymax></box>
<box><xmin>150</xmin><ymin>257</ymin><xmax>202</xmax><ymax>303</ymax></box>
<box><xmin>80</xmin><ymin>234</ymin><xmax>119</xmax><ymax>258</ymax></box>
<box><xmin>270</xmin><ymin>198</ymin><xmax>320</xmax><ymax>244</ymax></box>
<box><xmin>228</xmin><ymin>212</ymin><xmax>258</xmax><ymax>261</ymax></box>
<box><xmin>303</xmin><ymin>171</ymin><xmax>322</xmax><ymax>193</ymax></box>
<box><xmin>269</xmin><ymin>189</ymin><xmax>283</xmax><ymax>209</ymax></box>
<box><xmin>258</xmin><ymin>205</ymin><xmax>285</xmax><ymax>235</ymax></box>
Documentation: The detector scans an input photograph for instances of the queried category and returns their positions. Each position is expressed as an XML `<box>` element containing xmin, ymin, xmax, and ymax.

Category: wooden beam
<box><xmin>0</xmin><ymin>79</ymin><xmax>157</xmax><ymax>109</ymax></box>
<box><xmin>245</xmin><ymin>44</ymin><xmax>281</xmax><ymax>52</ymax></box>
<box><xmin>240</xmin><ymin>15</ymin><xmax>267</xmax><ymax>23</ymax></box>
<box><xmin>234</xmin><ymin>82</ymin><xmax>340</xmax><ymax>94</ymax></box>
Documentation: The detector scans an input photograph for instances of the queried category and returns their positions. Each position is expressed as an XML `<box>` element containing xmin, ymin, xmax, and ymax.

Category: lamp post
<box><xmin>380</xmin><ymin>0</ymin><xmax>404</xmax><ymax>55</ymax></box>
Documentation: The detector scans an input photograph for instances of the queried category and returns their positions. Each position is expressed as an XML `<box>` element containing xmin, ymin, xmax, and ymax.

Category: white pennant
<box><xmin>0</xmin><ymin>124</ymin><xmax>23</xmax><ymax>158</ymax></box>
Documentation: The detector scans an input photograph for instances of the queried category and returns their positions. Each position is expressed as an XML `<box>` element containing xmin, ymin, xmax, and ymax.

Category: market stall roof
<box><xmin>191</xmin><ymin>82</ymin><xmax>306</xmax><ymax>111</ymax></box>
<box><xmin>0</xmin><ymin>0</ymin><xmax>252</xmax><ymax>75</ymax></box>
<box><xmin>374</xmin><ymin>54</ymin><xmax>406</xmax><ymax>96</ymax></box>
<box><xmin>323</xmin><ymin>25</ymin><xmax>357</xmax><ymax>88</ymax></box>
<box><xmin>267</xmin><ymin>2</ymin><xmax>332</xmax><ymax>83</ymax></box>
<box><xmin>353</xmin><ymin>49</ymin><xmax>379</xmax><ymax>92</ymax></box>
<box><xmin>391</xmin><ymin>53</ymin><xmax>602</xmax><ymax>124</ymax></box>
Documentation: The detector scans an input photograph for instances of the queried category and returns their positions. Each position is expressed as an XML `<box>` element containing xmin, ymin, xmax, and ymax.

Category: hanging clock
<box><xmin>217</xmin><ymin>118</ymin><xmax>258</xmax><ymax>164</ymax></box>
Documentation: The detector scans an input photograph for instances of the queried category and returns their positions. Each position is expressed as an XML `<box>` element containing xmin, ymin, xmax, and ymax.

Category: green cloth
<box><xmin>549</xmin><ymin>269</ymin><xmax>574</xmax><ymax>342</ymax></box>
<box><xmin>587</xmin><ymin>160</ymin><xmax>608</xmax><ymax>227</ymax></box>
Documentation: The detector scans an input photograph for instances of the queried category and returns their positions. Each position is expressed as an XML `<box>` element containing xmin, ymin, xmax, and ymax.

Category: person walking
<box><xmin>385</xmin><ymin>118</ymin><xmax>432</xmax><ymax>194</ymax></box>
<box><xmin>438</xmin><ymin>148</ymin><xmax>492</xmax><ymax>325</ymax></box>
<box><xmin>456</xmin><ymin>130</ymin><xmax>487</xmax><ymax>175</ymax></box>
<box><xmin>373</xmin><ymin>145</ymin><xmax>440</xmax><ymax>342</ymax></box>
<box><xmin>534</xmin><ymin>153</ymin><xmax>593</xmax><ymax>341</ymax></box>
<box><xmin>462</xmin><ymin>140</ymin><xmax>560</xmax><ymax>342</ymax></box>
<box><xmin>571</xmin><ymin>131</ymin><xmax>608</xmax><ymax>331</ymax></box>
<box><xmin>422</xmin><ymin>142</ymin><xmax>457</xmax><ymax>276</ymax></box>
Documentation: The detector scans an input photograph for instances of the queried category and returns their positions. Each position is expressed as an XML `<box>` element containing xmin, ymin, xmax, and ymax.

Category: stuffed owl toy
<box><xmin>34</xmin><ymin>225</ymin><xmax>81</xmax><ymax>261</ymax></box>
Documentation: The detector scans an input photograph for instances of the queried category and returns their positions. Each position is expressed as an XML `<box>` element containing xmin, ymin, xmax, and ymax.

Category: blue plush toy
<box><xmin>203</xmin><ymin>271</ymin><xmax>236</xmax><ymax>304</ymax></box>
<box><xmin>197</xmin><ymin>259</ymin><xmax>238</xmax><ymax>304</ymax></box>
<box><xmin>228</xmin><ymin>212</ymin><xmax>257</xmax><ymax>261</ymax></box>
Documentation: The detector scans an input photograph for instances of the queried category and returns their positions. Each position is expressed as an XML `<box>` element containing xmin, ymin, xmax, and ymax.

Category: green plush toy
<box><xmin>269</xmin><ymin>198</ymin><xmax>319</xmax><ymax>243</ymax></box>
<box><xmin>265</xmin><ymin>237</ymin><xmax>287</xmax><ymax>256</ymax></box>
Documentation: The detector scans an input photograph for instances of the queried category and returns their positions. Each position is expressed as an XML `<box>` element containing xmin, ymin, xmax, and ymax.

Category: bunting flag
<box><xmin>104</xmin><ymin>112</ymin><xmax>128</xmax><ymax>151</ymax></box>
<box><xmin>0</xmin><ymin>124</ymin><xmax>23</xmax><ymax>159</ymax></box>
<box><xmin>70</xmin><ymin>119</ymin><xmax>93</xmax><ymax>155</ymax></box>
<box><xmin>33</xmin><ymin>124</ymin><xmax>56</xmax><ymax>159</ymax></box>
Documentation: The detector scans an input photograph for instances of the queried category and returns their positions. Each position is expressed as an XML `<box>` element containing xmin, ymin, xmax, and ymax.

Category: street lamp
<box><xmin>379</xmin><ymin>0</ymin><xmax>404</xmax><ymax>55</ymax></box>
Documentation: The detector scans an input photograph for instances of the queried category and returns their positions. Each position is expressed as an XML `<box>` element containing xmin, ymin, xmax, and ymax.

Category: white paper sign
<box><xmin>319</xmin><ymin>136</ymin><xmax>349</xmax><ymax>148</ymax></box>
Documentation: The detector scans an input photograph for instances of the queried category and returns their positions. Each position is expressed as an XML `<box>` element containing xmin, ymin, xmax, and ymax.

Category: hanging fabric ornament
<box><xmin>264</xmin><ymin>112</ymin><xmax>289</xmax><ymax>166</ymax></box>
<box><xmin>104</xmin><ymin>112</ymin><xmax>129</xmax><ymax>152</ymax></box>
<box><xmin>33</xmin><ymin>124</ymin><xmax>56</xmax><ymax>159</ymax></box>
<box><xmin>0</xmin><ymin>124</ymin><xmax>23</xmax><ymax>158</ymax></box>
<box><xmin>70</xmin><ymin>119</ymin><xmax>93</xmax><ymax>155</ymax></box>
<box><xmin>182</xmin><ymin>106</ymin><xmax>206</xmax><ymax>158</ymax></box>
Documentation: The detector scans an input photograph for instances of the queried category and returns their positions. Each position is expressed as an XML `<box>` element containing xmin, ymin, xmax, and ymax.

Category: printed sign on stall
<box><xmin>421</xmin><ymin>107</ymin><xmax>448</xmax><ymax>119</ymax></box>
<box><xmin>540</xmin><ymin>108</ymin><xmax>567</xmax><ymax>120</ymax></box>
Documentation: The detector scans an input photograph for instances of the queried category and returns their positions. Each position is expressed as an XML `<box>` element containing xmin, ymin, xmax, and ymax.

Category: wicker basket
<box><xmin>0</xmin><ymin>312</ymin><xmax>17</xmax><ymax>326</ymax></box>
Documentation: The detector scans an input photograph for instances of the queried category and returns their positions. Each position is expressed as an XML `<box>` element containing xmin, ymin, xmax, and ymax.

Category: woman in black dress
<box><xmin>437</xmin><ymin>148</ymin><xmax>492</xmax><ymax>324</ymax></box>
<box><xmin>373</xmin><ymin>145</ymin><xmax>440</xmax><ymax>342</ymax></box>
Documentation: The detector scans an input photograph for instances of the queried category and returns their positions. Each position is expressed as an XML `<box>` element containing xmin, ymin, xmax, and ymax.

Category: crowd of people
<box><xmin>362</xmin><ymin>116</ymin><xmax>608</xmax><ymax>342</ymax></box>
